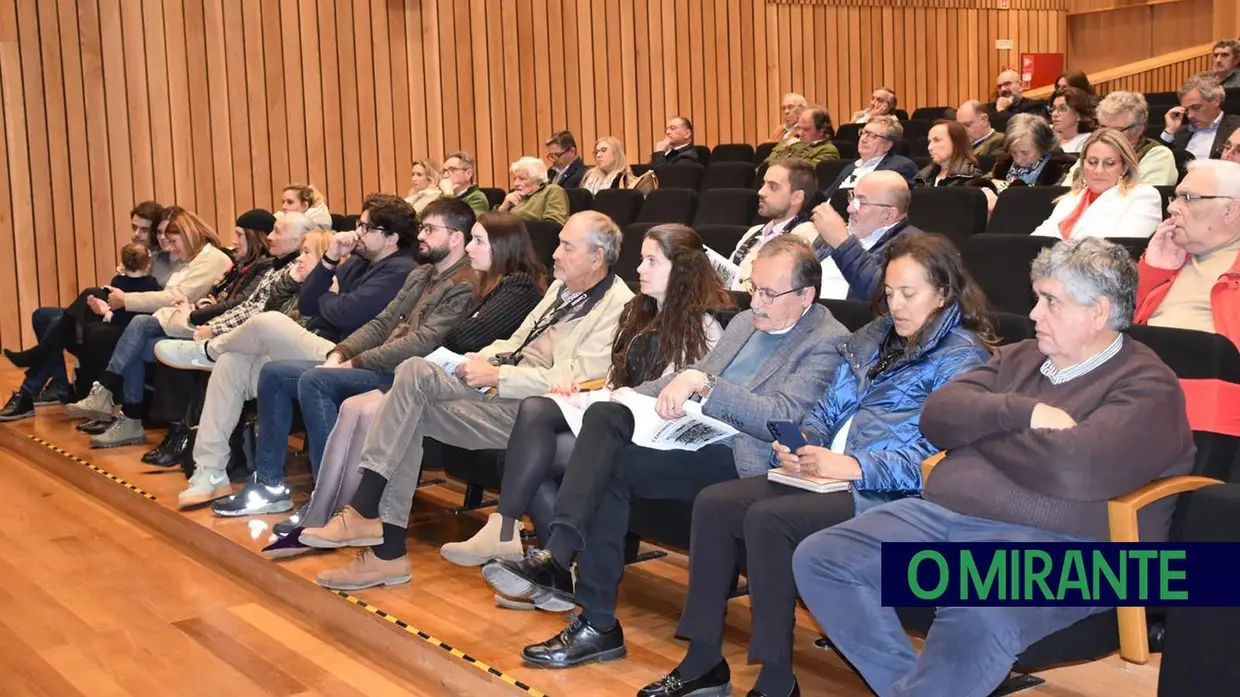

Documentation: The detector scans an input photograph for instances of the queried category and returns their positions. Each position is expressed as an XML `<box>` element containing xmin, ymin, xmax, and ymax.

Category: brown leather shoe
<box><xmin>299</xmin><ymin>506</ymin><xmax>383</xmax><ymax>549</ymax></box>
<box><xmin>315</xmin><ymin>550</ymin><xmax>412</xmax><ymax>591</ymax></box>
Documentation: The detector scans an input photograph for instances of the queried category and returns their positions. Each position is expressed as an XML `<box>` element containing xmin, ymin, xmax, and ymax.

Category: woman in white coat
<box><xmin>1031</xmin><ymin>128</ymin><xmax>1162</xmax><ymax>240</ymax></box>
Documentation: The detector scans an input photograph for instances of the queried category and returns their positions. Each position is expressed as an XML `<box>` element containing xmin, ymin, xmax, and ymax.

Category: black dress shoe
<box><xmin>0</xmin><ymin>391</ymin><xmax>34</xmax><ymax>422</ymax></box>
<box><xmin>481</xmin><ymin>548</ymin><xmax>574</xmax><ymax>605</ymax></box>
<box><xmin>76</xmin><ymin>418</ymin><xmax>114</xmax><ymax>435</ymax></box>
<box><xmin>521</xmin><ymin>614</ymin><xmax>626</xmax><ymax>668</ymax></box>
<box><xmin>638</xmin><ymin>659</ymin><xmax>731</xmax><ymax>696</ymax></box>
<box><xmin>746</xmin><ymin>679</ymin><xmax>800</xmax><ymax>697</ymax></box>
<box><xmin>142</xmin><ymin>423</ymin><xmax>190</xmax><ymax>466</ymax></box>
<box><xmin>34</xmin><ymin>381</ymin><xmax>73</xmax><ymax>406</ymax></box>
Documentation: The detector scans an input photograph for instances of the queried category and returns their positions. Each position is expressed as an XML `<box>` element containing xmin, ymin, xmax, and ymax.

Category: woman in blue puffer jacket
<box><xmin>640</xmin><ymin>232</ymin><xmax>997</xmax><ymax>697</ymax></box>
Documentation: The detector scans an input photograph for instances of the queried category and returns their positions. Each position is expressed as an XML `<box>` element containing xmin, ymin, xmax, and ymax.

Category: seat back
<box><xmin>564</xmin><ymin>188</ymin><xmax>593</xmax><ymax>215</ymax></box>
<box><xmin>481</xmin><ymin>187</ymin><xmax>505</xmax><ymax>210</ymax></box>
<box><xmin>694</xmin><ymin>188</ymin><xmax>758</xmax><ymax>226</ymax></box>
<box><xmin>693</xmin><ymin>145</ymin><xmax>712</xmax><ymax>167</ymax></box>
<box><xmin>522</xmin><ymin>220</ymin><xmax>563</xmax><ymax>269</ymax></box>
<box><xmin>836</xmin><ymin>123</ymin><xmax>863</xmax><ymax>143</ymax></box>
<box><xmin>654</xmin><ymin>162</ymin><xmax>707</xmax><ymax>191</ymax></box>
<box><xmin>701</xmin><ymin>162</ymin><xmax>756</xmax><ymax>191</ymax></box>
<box><xmin>696</xmin><ymin>224</ymin><xmax>751</xmax><ymax>258</ymax></box>
<box><xmin>636</xmin><ymin>189</ymin><xmax>699</xmax><ymax>224</ymax></box>
<box><xmin>963</xmin><ymin>234</ymin><xmax>1056</xmax><ymax>314</ymax></box>
<box><xmin>912</xmin><ymin>106</ymin><xmax>954</xmax><ymax>121</ymax></box>
<box><xmin>816</xmin><ymin>160</ymin><xmax>850</xmax><ymax>191</ymax></box>
<box><xmin>908</xmin><ymin>187</ymin><xmax>989</xmax><ymax>249</ymax></box>
<box><xmin>591</xmin><ymin>189</ymin><xmax>645</xmax><ymax>228</ymax></box>
<box><xmin>752</xmin><ymin>142</ymin><xmax>778</xmax><ymax>165</ymax></box>
<box><xmin>992</xmin><ymin>312</ymin><xmax>1034</xmax><ymax>345</ymax></box>
<box><xmin>711</xmin><ymin>143</ymin><xmax>755</xmax><ymax>163</ymax></box>
<box><xmin>899</xmin><ymin>119</ymin><xmax>931</xmax><ymax>142</ymax></box>
<box><xmin>819</xmin><ymin>298</ymin><xmax>873</xmax><ymax>331</ymax></box>
<box><xmin>987</xmin><ymin>186</ymin><xmax>1067</xmax><ymax>235</ymax></box>
<box><xmin>834</xmin><ymin>141</ymin><xmax>858</xmax><ymax>160</ymax></box>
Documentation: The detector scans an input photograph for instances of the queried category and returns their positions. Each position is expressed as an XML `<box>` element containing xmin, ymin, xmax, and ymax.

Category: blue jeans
<box><xmin>20</xmin><ymin>307</ymin><xmax>69</xmax><ymax>397</ymax></box>
<box><xmin>251</xmin><ymin>362</ymin><xmax>392</xmax><ymax>486</ymax></box>
<box><xmin>106</xmin><ymin>314</ymin><xmax>166</xmax><ymax>405</ymax></box>
<box><xmin>297</xmin><ymin>366</ymin><xmax>394</xmax><ymax>479</ymax></box>
<box><xmin>791</xmin><ymin>498</ymin><xmax>1107</xmax><ymax>697</ymax></box>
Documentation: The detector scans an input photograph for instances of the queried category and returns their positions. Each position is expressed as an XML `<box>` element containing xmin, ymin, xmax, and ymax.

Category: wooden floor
<box><xmin>0</xmin><ymin>369</ymin><xmax>1162</xmax><ymax>697</ymax></box>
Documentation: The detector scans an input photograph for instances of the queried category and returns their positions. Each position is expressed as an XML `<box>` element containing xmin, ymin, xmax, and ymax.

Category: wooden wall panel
<box><xmin>0</xmin><ymin>0</ymin><xmax>1213</xmax><ymax>350</ymax></box>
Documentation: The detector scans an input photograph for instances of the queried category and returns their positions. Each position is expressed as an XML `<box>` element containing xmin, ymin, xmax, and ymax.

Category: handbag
<box><xmin>630</xmin><ymin>170</ymin><xmax>659</xmax><ymax>196</ymax></box>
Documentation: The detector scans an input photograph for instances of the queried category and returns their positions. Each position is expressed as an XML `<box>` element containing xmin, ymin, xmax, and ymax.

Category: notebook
<box><xmin>766</xmin><ymin>466</ymin><xmax>852</xmax><ymax>494</ymax></box>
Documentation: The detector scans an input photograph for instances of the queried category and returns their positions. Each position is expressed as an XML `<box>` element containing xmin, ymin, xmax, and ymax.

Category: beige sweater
<box><xmin>124</xmin><ymin>244</ymin><xmax>233</xmax><ymax>313</ymax></box>
<box><xmin>478</xmin><ymin>275</ymin><xmax>634</xmax><ymax>400</ymax></box>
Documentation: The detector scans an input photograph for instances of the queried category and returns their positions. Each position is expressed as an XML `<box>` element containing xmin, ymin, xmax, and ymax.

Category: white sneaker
<box><xmin>65</xmin><ymin>382</ymin><xmax>116</xmax><ymax>420</ymax></box>
<box><xmin>178</xmin><ymin>467</ymin><xmax>232</xmax><ymax>509</ymax></box>
<box><xmin>155</xmin><ymin>340</ymin><xmax>214</xmax><ymax>371</ymax></box>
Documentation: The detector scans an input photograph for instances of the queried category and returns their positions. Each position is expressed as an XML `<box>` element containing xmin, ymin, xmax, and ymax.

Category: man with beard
<box><xmin>161</xmin><ymin>197</ymin><xmax>477</xmax><ymax>512</ymax></box>
<box><xmin>726</xmin><ymin>158</ymin><xmax>820</xmax><ymax>290</ymax></box>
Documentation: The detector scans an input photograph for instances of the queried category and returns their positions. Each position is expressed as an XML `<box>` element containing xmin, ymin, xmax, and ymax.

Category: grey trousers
<box><xmin>359</xmin><ymin>357</ymin><xmax>521</xmax><ymax>526</ymax></box>
<box><xmin>193</xmin><ymin>312</ymin><xmax>333</xmax><ymax>471</ymax></box>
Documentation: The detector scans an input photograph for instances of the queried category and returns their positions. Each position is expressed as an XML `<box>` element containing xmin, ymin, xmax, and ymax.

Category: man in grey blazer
<box><xmin>482</xmin><ymin>237</ymin><xmax>850</xmax><ymax>669</ymax></box>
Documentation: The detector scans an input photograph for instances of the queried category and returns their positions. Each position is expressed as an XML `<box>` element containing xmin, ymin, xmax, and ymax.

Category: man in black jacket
<box><xmin>651</xmin><ymin>116</ymin><xmax>700</xmax><ymax>166</ymax></box>
<box><xmin>1161</xmin><ymin>73</ymin><xmax>1240</xmax><ymax>162</ymax></box>
<box><xmin>546</xmin><ymin>131</ymin><xmax>586</xmax><ymax>189</ymax></box>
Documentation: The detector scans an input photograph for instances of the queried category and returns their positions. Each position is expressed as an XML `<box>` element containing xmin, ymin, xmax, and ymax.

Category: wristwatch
<box><xmin>697</xmin><ymin>373</ymin><xmax>718</xmax><ymax>400</ymax></box>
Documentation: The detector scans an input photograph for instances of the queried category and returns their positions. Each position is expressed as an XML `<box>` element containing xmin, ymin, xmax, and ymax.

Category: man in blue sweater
<box><xmin>155</xmin><ymin>193</ymin><xmax>416</xmax><ymax>508</ymax></box>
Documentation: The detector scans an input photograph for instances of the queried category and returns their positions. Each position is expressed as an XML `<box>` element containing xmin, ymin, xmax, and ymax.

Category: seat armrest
<box><xmin>579</xmin><ymin>378</ymin><xmax>607</xmax><ymax>392</ymax></box>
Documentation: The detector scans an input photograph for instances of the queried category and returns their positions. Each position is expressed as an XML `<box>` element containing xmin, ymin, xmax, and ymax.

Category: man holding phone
<box><xmin>1161</xmin><ymin>73</ymin><xmax>1240</xmax><ymax>162</ymax></box>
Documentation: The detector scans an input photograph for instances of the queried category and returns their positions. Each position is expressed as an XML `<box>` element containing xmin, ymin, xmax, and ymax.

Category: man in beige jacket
<box><xmin>300</xmin><ymin>211</ymin><xmax>634</xmax><ymax>590</ymax></box>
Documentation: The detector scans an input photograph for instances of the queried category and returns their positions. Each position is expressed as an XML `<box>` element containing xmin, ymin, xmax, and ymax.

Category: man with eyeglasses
<box><xmin>440</xmin><ymin>151</ymin><xmax>491</xmax><ymax>215</ymax></box>
<box><xmin>811</xmin><ymin>171</ymin><xmax>922</xmax><ymax>300</ymax></box>
<box><xmin>1137</xmin><ymin>159</ymin><xmax>1240</xmax><ymax>351</ymax></box>
<box><xmin>478</xmin><ymin>236</ymin><xmax>848</xmax><ymax>670</ymax></box>
<box><xmin>154</xmin><ymin>194</ymin><xmax>418</xmax><ymax>510</ymax></box>
<box><xmin>1063</xmin><ymin>91</ymin><xmax>1179</xmax><ymax>186</ymax></box>
<box><xmin>821</xmin><ymin>116</ymin><xmax>917</xmax><ymax>201</ymax></box>
<box><xmin>989</xmin><ymin>68</ymin><xmax>1046</xmax><ymax>131</ymax></box>
<box><xmin>956</xmin><ymin>100</ymin><xmax>1005</xmax><ymax>157</ymax></box>
<box><xmin>545</xmin><ymin>130</ymin><xmax>585</xmax><ymax>189</ymax></box>
<box><xmin>1161</xmin><ymin>73</ymin><xmax>1240</xmax><ymax>162</ymax></box>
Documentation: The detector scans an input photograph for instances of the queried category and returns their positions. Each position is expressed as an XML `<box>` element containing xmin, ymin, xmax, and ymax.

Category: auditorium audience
<box><xmin>73</xmin><ymin>212</ymin><xmax>312</xmax><ymax>449</ymax></box>
<box><xmin>771</xmin><ymin>93</ymin><xmax>808</xmax><ymax>144</ymax></box>
<box><xmin>1063</xmin><ymin>91</ymin><xmax>1178</xmax><ymax>186</ymax></box>
<box><xmin>479</xmin><ymin>237</ymin><xmax>848</xmax><ymax>668</ymax></box>
<box><xmin>1031</xmin><ymin>129</ymin><xmax>1162</xmax><ymax>240</ymax></box>
<box><xmin>1055</xmin><ymin>70</ymin><xmax>1095</xmax><ymax>97</ymax></box>
<box><xmin>580</xmin><ymin>137</ymin><xmax>636</xmax><ymax>194</ymax></box>
<box><xmin>990</xmin><ymin>68</ymin><xmax>1047</xmax><ymax>128</ymax></box>
<box><xmin>652</xmin><ymin>117</ymin><xmax>700</xmax><ymax>166</ymax></box>
<box><xmin>151</xmin><ymin>194</ymin><xmax>417</xmax><ymax>509</ymax></box>
<box><xmin>792</xmin><ymin>237</ymin><xmax>1195</xmax><ymax>697</ymax></box>
<box><xmin>812</xmin><ymin>171</ymin><xmax>925</xmax><ymax>299</ymax></box>
<box><xmin>956</xmin><ymin>100</ymin><xmax>1006</xmax><ymax>157</ymax></box>
<box><xmin>1138</xmin><ymin>160</ymin><xmax>1240</xmax><ymax>348</ymax></box>
<box><xmin>982</xmin><ymin>114</ymin><xmax>1074</xmax><ymax>190</ymax></box>
<box><xmin>263</xmin><ymin>213</ymin><xmax>549</xmax><ymax>549</ymax></box>
<box><xmin>546</xmin><ymin>131</ymin><xmax>586</xmax><ymax>189</ymax></box>
<box><xmin>207</xmin><ymin>199</ymin><xmax>486</xmax><ymax>516</ymax></box>
<box><xmin>405</xmin><ymin>159</ymin><xmax>444</xmax><ymax>216</ymax></box>
<box><xmin>441</xmin><ymin>151</ymin><xmax>492</xmax><ymax>215</ymax></box>
<box><xmin>852</xmin><ymin>87</ymin><xmax>898</xmax><ymax>124</ymax></box>
<box><xmin>279</xmin><ymin>183</ymin><xmax>332</xmax><ymax>231</ymax></box>
<box><xmin>1161</xmin><ymin>73</ymin><xmax>1240</xmax><ymax>162</ymax></box>
<box><xmin>439</xmin><ymin>225</ymin><xmax>732</xmax><ymax>571</ymax></box>
<box><xmin>821</xmin><ymin>116</ymin><xmax>918</xmax><ymax>199</ymax></box>
<box><xmin>1050</xmin><ymin>86</ymin><xmax>1097</xmax><ymax>153</ymax></box>
<box><xmin>729</xmin><ymin>158</ymin><xmax>820</xmax><ymax>289</ymax></box>
<box><xmin>644</xmin><ymin>233</ymin><xmax>992</xmax><ymax>697</ymax></box>
<box><xmin>1212</xmin><ymin>39</ymin><xmax>1240</xmax><ymax>90</ymax></box>
<box><xmin>498</xmin><ymin>157</ymin><xmax>570</xmax><ymax>225</ymax></box>
<box><xmin>763</xmin><ymin>105</ymin><xmax>840</xmax><ymax>168</ymax></box>
<box><xmin>298</xmin><ymin>211</ymin><xmax>633</xmax><ymax>590</ymax></box>
<box><xmin>915</xmin><ymin>120</ymin><xmax>985</xmax><ymax>187</ymax></box>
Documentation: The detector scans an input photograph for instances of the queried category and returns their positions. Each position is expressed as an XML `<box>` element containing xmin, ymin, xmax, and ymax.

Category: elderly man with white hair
<box><xmin>793</xmin><ymin>236</ymin><xmax>1196</xmax><ymax>697</ymax></box>
<box><xmin>498</xmin><ymin>156</ymin><xmax>570</xmax><ymax>225</ymax></box>
<box><xmin>1138</xmin><ymin>159</ymin><xmax>1240</xmax><ymax>348</ymax></box>
<box><xmin>1063</xmin><ymin>91</ymin><xmax>1179</xmax><ymax>186</ymax></box>
<box><xmin>299</xmin><ymin>211</ymin><xmax>632</xmax><ymax>590</ymax></box>
<box><xmin>771</xmin><ymin>93</ymin><xmax>809</xmax><ymax>143</ymax></box>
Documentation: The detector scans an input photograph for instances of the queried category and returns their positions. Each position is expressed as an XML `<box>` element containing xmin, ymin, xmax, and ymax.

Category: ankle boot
<box><xmin>142</xmin><ymin>422</ymin><xmax>191</xmax><ymax>467</ymax></box>
<box><xmin>440</xmin><ymin>513</ymin><xmax>525</xmax><ymax>567</ymax></box>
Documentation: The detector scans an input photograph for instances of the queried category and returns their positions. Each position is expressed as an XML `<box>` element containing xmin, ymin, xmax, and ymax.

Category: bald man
<box><xmin>990</xmin><ymin>69</ymin><xmax>1047</xmax><ymax>130</ymax></box>
<box><xmin>957</xmin><ymin>100</ymin><xmax>1005</xmax><ymax>157</ymax></box>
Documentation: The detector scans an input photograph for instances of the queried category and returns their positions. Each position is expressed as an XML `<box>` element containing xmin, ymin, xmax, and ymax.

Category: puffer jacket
<box><xmin>792</xmin><ymin>303</ymin><xmax>989</xmax><ymax>513</ymax></box>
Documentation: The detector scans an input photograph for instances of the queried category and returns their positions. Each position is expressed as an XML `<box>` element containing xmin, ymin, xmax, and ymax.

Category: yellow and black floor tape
<box><xmin>28</xmin><ymin>435</ymin><xmax>158</xmax><ymax>501</ymax></box>
<box><xmin>331</xmin><ymin>590</ymin><xmax>549</xmax><ymax>697</ymax></box>
<box><xmin>25</xmin><ymin>434</ymin><xmax>550</xmax><ymax>697</ymax></box>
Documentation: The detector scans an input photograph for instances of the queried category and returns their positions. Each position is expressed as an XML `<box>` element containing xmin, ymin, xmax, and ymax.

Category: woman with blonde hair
<box><xmin>405</xmin><ymin>159</ymin><xmax>444</xmax><ymax>215</ymax></box>
<box><xmin>1031</xmin><ymin>128</ymin><xmax>1161</xmax><ymax>240</ymax></box>
<box><xmin>280</xmin><ymin>182</ymin><xmax>333</xmax><ymax>230</ymax></box>
<box><xmin>580</xmin><ymin>137</ymin><xmax>635</xmax><ymax>194</ymax></box>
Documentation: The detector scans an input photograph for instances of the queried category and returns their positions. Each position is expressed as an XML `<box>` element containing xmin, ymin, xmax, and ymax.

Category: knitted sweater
<box><xmin>442</xmin><ymin>272</ymin><xmax>546</xmax><ymax>354</ymax></box>
<box><xmin>124</xmin><ymin>244</ymin><xmax>233</xmax><ymax>313</ymax></box>
<box><xmin>920</xmin><ymin>338</ymin><xmax>1195</xmax><ymax>541</ymax></box>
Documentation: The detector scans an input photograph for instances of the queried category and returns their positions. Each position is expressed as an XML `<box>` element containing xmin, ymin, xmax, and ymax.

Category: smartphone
<box><xmin>767</xmin><ymin>420</ymin><xmax>808</xmax><ymax>451</ymax></box>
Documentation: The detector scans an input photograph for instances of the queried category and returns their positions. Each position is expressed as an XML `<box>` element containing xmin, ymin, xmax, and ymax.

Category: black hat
<box><xmin>236</xmin><ymin>209</ymin><xmax>277</xmax><ymax>234</ymax></box>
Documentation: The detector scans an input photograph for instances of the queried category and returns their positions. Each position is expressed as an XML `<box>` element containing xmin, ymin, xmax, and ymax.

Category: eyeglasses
<box><xmin>443</xmin><ymin>166</ymin><xmax>468</xmax><ymax>175</ymax></box>
<box><xmin>1171</xmin><ymin>192</ymin><xmax>1237</xmax><ymax>205</ymax></box>
<box><xmin>742</xmin><ymin>279</ymin><xmax>807</xmax><ymax>304</ymax></box>
<box><xmin>418</xmin><ymin>223</ymin><xmax>460</xmax><ymax>235</ymax></box>
<box><xmin>846</xmin><ymin>190</ymin><xmax>897</xmax><ymax>208</ymax></box>
<box><xmin>859</xmin><ymin>130</ymin><xmax>892</xmax><ymax>141</ymax></box>
<box><xmin>1082</xmin><ymin>157</ymin><xmax>1122</xmax><ymax>170</ymax></box>
<box><xmin>1050</xmin><ymin>104</ymin><xmax>1073</xmax><ymax>114</ymax></box>
<box><xmin>356</xmin><ymin>221</ymin><xmax>389</xmax><ymax>235</ymax></box>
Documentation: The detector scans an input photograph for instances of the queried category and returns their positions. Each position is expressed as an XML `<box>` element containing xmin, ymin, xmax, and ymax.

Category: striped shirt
<box><xmin>1039</xmin><ymin>334</ymin><xmax>1123</xmax><ymax>385</ymax></box>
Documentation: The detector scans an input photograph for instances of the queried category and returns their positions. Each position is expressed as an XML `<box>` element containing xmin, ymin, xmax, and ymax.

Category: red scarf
<box><xmin>1057</xmin><ymin>188</ymin><xmax>1100</xmax><ymax>240</ymax></box>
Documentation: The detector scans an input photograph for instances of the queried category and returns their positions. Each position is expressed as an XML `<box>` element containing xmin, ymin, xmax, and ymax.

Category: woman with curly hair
<box><xmin>439</xmin><ymin>224</ymin><xmax>735</xmax><ymax>589</ymax></box>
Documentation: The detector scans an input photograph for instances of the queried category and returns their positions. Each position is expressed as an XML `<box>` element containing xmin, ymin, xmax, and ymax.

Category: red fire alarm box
<box><xmin>1021</xmin><ymin>53</ymin><xmax>1064</xmax><ymax>91</ymax></box>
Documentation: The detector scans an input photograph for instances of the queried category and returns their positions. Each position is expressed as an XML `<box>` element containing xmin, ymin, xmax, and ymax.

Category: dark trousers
<box><xmin>676</xmin><ymin>477</ymin><xmax>855</xmax><ymax>668</ymax></box>
<box><xmin>19</xmin><ymin>307</ymin><xmax>70</xmax><ymax>397</ymax></box>
<box><xmin>556</xmin><ymin>403</ymin><xmax>739</xmax><ymax>626</ymax></box>
<box><xmin>498</xmin><ymin>396</ymin><xmax>576</xmax><ymax>543</ymax></box>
